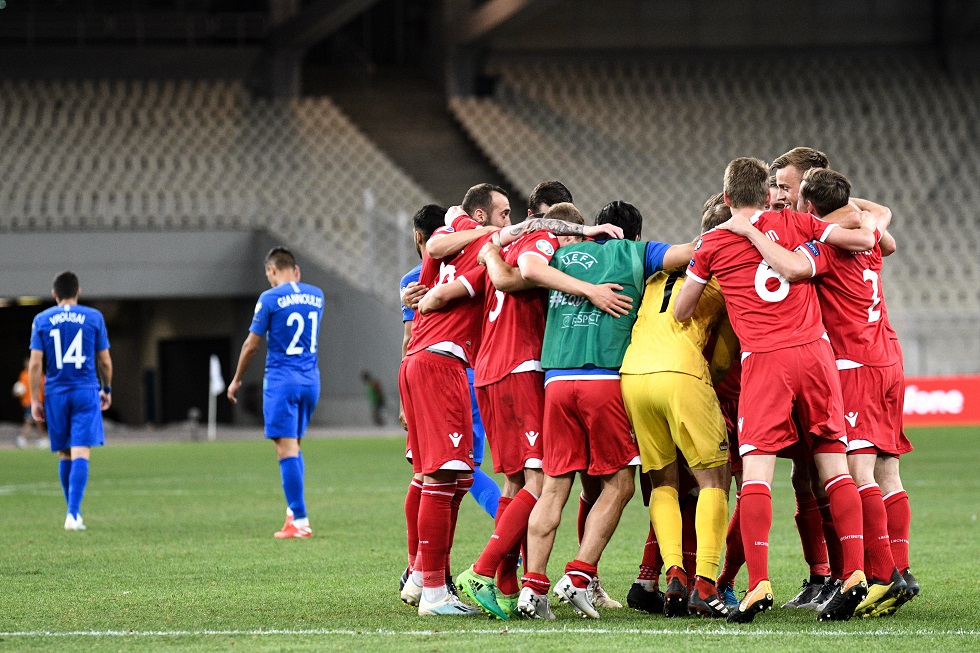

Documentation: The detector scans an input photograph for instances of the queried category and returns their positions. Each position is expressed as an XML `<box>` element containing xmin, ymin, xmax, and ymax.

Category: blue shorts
<box><xmin>466</xmin><ymin>368</ymin><xmax>486</xmax><ymax>465</ymax></box>
<box><xmin>264</xmin><ymin>383</ymin><xmax>319</xmax><ymax>439</ymax></box>
<box><xmin>45</xmin><ymin>388</ymin><xmax>105</xmax><ymax>451</ymax></box>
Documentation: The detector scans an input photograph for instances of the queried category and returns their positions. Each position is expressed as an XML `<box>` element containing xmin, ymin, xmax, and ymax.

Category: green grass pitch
<box><xmin>0</xmin><ymin>427</ymin><xmax>977</xmax><ymax>652</ymax></box>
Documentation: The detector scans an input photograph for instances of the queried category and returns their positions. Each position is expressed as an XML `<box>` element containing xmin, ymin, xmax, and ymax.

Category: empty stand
<box><xmin>450</xmin><ymin>53</ymin><xmax>980</xmax><ymax>318</ymax></box>
<box><xmin>0</xmin><ymin>80</ymin><xmax>431</xmax><ymax>305</ymax></box>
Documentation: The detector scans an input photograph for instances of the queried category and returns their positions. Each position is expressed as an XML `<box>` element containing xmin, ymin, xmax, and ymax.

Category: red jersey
<box><xmin>686</xmin><ymin>209</ymin><xmax>837</xmax><ymax>353</ymax></box>
<box><xmin>406</xmin><ymin>215</ymin><xmax>489</xmax><ymax>363</ymax></box>
<box><xmin>473</xmin><ymin>231</ymin><xmax>558</xmax><ymax>387</ymax></box>
<box><xmin>808</xmin><ymin>239</ymin><xmax>900</xmax><ymax>367</ymax></box>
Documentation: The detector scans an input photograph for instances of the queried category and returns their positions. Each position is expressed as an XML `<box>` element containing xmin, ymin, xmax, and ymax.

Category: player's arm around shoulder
<box><xmin>718</xmin><ymin>214</ymin><xmax>813</xmax><ymax>282</ymax></box>
<box><xmin>417</xmin><ymin>279</ymin><xmax>471</xmax><ymax>315</ymax></box>
<box><xmin>661</xmin><ymin>242</ymin><xmax>696</xmax><ymax>270</ymax></box>
<box><xmin>674</xmin><ymin>231</ymin><xmax>716</xmax><ymax>322</ymax></box>
<box><xmin>521</xmin><ymin>252</ymin><xmax>631</xmax><ymax>317</ymax></box>
<box><xmin>480</xmin><ymin>240</ymin><xmax>534</xmax><ymax>292</ymax></box>
<box><xmin>821</xmin><ymin>210</ymin><xmax>878</xmax><ymax>252</ymax></box>
<box><xmin>426</xmin><ymin>221</ymin><xmax>497</xmax><ymax>259</ymax></box>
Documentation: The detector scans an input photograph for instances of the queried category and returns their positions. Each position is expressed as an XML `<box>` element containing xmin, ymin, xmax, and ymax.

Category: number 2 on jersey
<box><xmin>50</xmin><ymin>328</ymin><xmax>87</xmax><ymax>369</ymax></box>
<box><xmin>862</xmin><ymin>269</ymin><xmax>882</xmax><ymax>322</ymax></box>
<box><xmin>285</xmin><ymin>311</ymin><xmax>319</xmax><ymax>355</ymax></box>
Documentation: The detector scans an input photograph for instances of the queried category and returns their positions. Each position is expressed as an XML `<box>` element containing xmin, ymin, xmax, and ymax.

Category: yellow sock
<box><xmin>695</xmin><ymin>487</ymin><xmax>729</xmax><ymax>581</ymax></box>
<box><xmin>650</xmin><ymin>486</ymin><xmax>683</xmax><ymax>570</ymax></box>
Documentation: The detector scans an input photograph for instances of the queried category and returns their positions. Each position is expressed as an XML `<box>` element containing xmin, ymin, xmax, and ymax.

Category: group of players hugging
<box><xmin>396</xmin><ymin>147</ymin><xmax>917</xmax><ymax>625</ymax></box>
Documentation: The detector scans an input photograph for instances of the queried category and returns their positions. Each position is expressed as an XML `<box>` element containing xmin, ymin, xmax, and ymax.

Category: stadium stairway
<box><xmin>305</xmin><ymin>67</ymin><xmax>523</xmax><ymax>210</ymax></box>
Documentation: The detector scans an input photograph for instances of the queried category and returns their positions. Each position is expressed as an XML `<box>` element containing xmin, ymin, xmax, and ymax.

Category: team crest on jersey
<box><xmin>804</xmin><ymin>241</ymin><xmax>820</xmax><ymax>256</ymax></box>
<box><xmin>536</xmin><ymin>240</ymin><xmax>555</xmax><ymax>257</ymax></box>
<box><xmin>719</xmin><ymin>441</ymin><xmax>728</xmax><ymax>452</ymax></box>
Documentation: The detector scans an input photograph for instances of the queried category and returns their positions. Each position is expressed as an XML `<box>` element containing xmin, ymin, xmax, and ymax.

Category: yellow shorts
<box><xmin>621</xmin><ymin>371</ymin><xmax>729</xmax><ymax>472</ymax></box>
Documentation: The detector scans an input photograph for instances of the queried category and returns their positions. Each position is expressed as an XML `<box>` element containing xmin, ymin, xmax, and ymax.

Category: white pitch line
<box><xmin>0</xmin><ymin>628</ymin><xmax>976</xmax><ymax>638</ymax></box>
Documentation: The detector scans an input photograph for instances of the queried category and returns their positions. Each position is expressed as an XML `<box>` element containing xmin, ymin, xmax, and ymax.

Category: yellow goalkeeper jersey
<box><xmin>620</xmin><ymin>269</ymin><xmax>729</xmax><ymax>382</ymax></box>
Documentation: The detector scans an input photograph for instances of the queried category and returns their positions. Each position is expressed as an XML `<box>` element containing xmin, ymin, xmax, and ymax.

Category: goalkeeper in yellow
<box><xmin>620</xmin><ymin>199</ymin><xmax>736</xmax><ymax>618</ymax></box>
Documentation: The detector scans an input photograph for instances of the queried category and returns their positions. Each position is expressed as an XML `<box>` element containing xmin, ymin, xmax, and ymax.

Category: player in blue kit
<box><xmin>228</xmin><ymin>247</ymin><xmax>324</xmax><ymax>539</ymax></box>
<box><xmin>28</xmin><ymin>271</ymin><xmax>113</xmax><ymax>531</ymax></box>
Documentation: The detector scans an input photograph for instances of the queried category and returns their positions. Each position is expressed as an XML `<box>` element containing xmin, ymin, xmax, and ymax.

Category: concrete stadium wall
<box><xmin>488</xmin><ymin>0</ymin><xmax>933</xmax><ymax>52</ymax></box>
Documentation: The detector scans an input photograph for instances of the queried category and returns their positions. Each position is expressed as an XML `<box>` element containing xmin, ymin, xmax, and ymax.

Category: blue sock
<box><xmin>470</xmin><ymin>465</ymin><xmax>501</xmax><ymax>518</ymax></box>
<box><xmin>298</xmin><ymin>450</ymin><xmax>305</xmax><ymax>476</ymax></box>
<box><xmin>58</xmin><ymin>459</ymin><xmax>71</xmax><ymax>504</ymax></box>
<box><xmin>279</xmin><ymin>456</ymin><xmax>307</xmax><ymax>519</ymax></box>
<box><xmin>67</xmin><ymin>459</ymin><xmax>89</xmax><ymax>518</ymax></box>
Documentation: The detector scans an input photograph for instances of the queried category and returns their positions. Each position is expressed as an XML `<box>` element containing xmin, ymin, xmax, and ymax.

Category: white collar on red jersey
<box><xmin>748</xmin><ymin>210</ymin><xmax>764</xmax><ymax>224</ymax></box>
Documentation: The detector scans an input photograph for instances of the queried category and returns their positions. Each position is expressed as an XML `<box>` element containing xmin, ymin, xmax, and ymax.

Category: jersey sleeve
<box><xmin>249</xmin><ymin>294</ymin><xmax>272</xmax><ymax>337</ymax></box>
<box><xmin>29</xmin><ymin>317</ymin><xmax>43</xmax><ymax>351</ymax></box>
<box><xmin>515</xmin><ymin>233</ymin><xmax>558</xmax><ymax>266</ymax></box>
<box><xmin>95</xmin><ymin>314</ymin><xmax>110</xmax><ymax>351</ymax></box>
<box><xmin>449</xmin><ymin>215</ymin><xmax>481</xmax><ymax>232</ymax></box>
<box><xmin>796</xmin><ymin>240</ymin><xmax>840</xmax><ymax>278</ymax></box>
<box><xmin>400</xmin><ymin>268</ymin><xmax>420</xmax><ymax>322</ymax></box>
<box><xmin>642</xmin><ymin>241</ymin><xmax>671</xmax><ymax>277</ymax></box>
<box><xmin>801</xmin><ymin>213</ymin><xmax>838</xmax><ymax>243</ymax></box>
<box><xmin>457</xmin><ymin>264</ymin><xmax>487</xmax><ymax>299</ymax></box>
<box><xmin>685</xmin><ymin>235</ymin><xmax>713</xmax><ymax>285</ymax></box>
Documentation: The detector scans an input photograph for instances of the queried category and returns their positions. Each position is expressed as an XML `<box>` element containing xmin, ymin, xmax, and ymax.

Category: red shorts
<box><xmin>840</xmin><ymin>362</ymin><xmax>913</xmax><ymax>456</ymax></box>
<box><xmin>475</xmin><ymin>371</ymin><xmax>545</xmax><ymax>476</ymax></box>
<box><xmin>398</xmin><ymin>351</ymin><xmax>474</xmax><ymax>475</ymax></box>
<box><xmin>542</xmin><ymin>377</ymin><xmax>640</xmax><ymax>477</ymax></box>
<box><xmin>738</xmin><ymin>338</ymin><xmax>846</xmax><ymax>456</ymax></box>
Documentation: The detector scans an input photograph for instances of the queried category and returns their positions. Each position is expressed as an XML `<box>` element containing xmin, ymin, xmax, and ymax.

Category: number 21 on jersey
<box><xmin>286</xmin><ymin>311</ymin><xmax>319</xmax><ymax>355</ymax></box>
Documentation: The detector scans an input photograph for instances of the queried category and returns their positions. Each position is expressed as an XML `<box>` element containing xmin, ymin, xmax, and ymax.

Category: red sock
<box><xmin>564</xmin><ymin>559</ymin><xmax>598</xmax><ymax>589</ymax></box>
<box><xmin>824</xmin><ymin>474</ymin><xmax>864</xmax><ymax>579</ymax></box>
<box><xmin>577</xmin><ymin>493</ymin><xmax>593</xmax><ymax>544</ymax></box>
<box><xmin>445</xmin><ymin>476</ymin><xmax>473</xmax><ymax>577</ymax></box>
<box><xmin>739</xmin><ymin>481</ymin><xmax>772</xmax><ymax>589</ymax></box>
<box><xmin>859</xmin><ymin>483</ymin><xmax>896</xmax><ymax>581</ymax></box>
<box><xmin>494</xmin><ymin>496</ymin><xmax>514</xmax><ymax>527</ymax></box>
<box><xmin>419</xmin><ymin>481</ymin><xmax>455</xmax><ymax>589</ymax></box>
<box><xmin>474</xmin><ymin>489</ymin><xmax>536</xmax><ymax>577</ymax></box>
<box><xmin>716</xmin><ymin>493</ymin><xmax>744</xmax><ymax>589</ymax></box>
<box><xmin>795</xmin><ymin>491</ymin><xmax>831</xmax><ymax>577</ymax></box>
<box><xmin>883</xmin><ymin>490</ymin><xmax>911</xmax><ymax>571</ymax></box>
<box><xmin>681</xmin><ymin>493</ymin><xmax>698</xmax><ymax>592</ymax></box>
<box><xmin>818</xmin><ymin>499</ymin><xmax>844</xmax><ymax>579</ymax></box>
<box><xmin>490</xmin><ymin>496</ymin><xmax>515</xmax><ymax>592</ymax></box>
<box><xmin>405</xmin><ymin>479</ymin><xmax>423</xmax><ymax>569</ymax></box>
<box><xmin>521</xmin><ymin>571</ymin><xmax>550</xmax><ymax>594</ymax></box>
<box><xmin>638</xmin><ymin>521</ymin><xmax>663</xmax><ymax>582</ymax></box>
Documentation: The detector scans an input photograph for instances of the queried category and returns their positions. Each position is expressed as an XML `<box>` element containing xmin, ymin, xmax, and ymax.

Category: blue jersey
<box><xmin>250</xmin><ymin>281</ymin><xmax>324</xmax><ymax>387</ymax></box>
<box><xmin>29</xmin><ymin>304</ymin><xmax>110</xmax><ymax>392</ymax></box>
<box><xmin>400</xmin><ymin>263</ymin><xmax>422</xmax><ymax>322</ymax></box>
